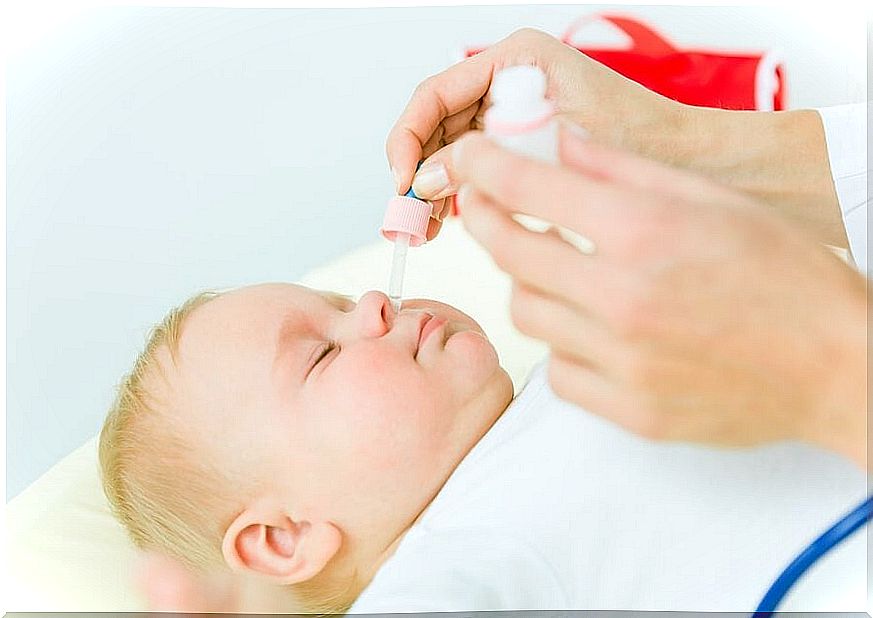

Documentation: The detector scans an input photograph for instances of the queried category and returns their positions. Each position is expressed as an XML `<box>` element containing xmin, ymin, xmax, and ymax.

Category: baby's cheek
<box><xmin>445</xmin><ymin>330</ymin><xmax>500</xmax><ymax>379</ymax></box>
<box><xmin>340</xmin><ymin>358</ymin><xmax>408</xmax><ymax>413</ymax></box>
<box><xmin>334</xmin><ymin>377</ymin><xmax>442</xmax><ymax>468</ymax></box>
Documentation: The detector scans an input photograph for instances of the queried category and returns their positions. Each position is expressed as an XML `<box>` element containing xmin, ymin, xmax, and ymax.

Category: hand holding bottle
<box><xmin>387</xmin><ymin>28</ymin><xmax>846</xmax><ymax>247</ymax></box>
<box><xmin>451</xmin><ymin>127</ymin><xmax>867</xmax><ymax>470</ymax></box>
<box><xmin>386</xmin><ymin>28</ymin><xmax>679</xmax><ymax>236</ymax></box>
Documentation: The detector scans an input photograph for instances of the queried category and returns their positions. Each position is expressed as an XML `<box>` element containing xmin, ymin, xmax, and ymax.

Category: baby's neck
<box><xmin>361</xmin><ymin>371</ymin><xmax>516</xmax><ymax>580</ymax></box>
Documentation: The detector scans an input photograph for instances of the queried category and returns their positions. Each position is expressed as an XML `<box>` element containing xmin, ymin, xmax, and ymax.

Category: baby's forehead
<box><xmin>273</xmin><ymin>290</ymin><xmax>355</xmax><ymax>342</ymax></box>
<box><xmin>188</xmin><ymin>284</ymin><xmax>306</xmax><ymax>323</ymax></box>
<box><xmin>177</xmin><ymin>284</ymin><xmax>353</xmax><ymax>361</ymax></box>
<box><xmin>288</xmin><ymin>285</ymin><xmax>354</xmax><ymax>309</ymax></box>
<box><xmin>157</xmin><ymin>288</ymin><xmax>334</xmax><ymax>417</ymax></box>
<box><xmin>220</xmin><ymin>283</ymin><xmax>352</xmax><ymax>313</ymax></box>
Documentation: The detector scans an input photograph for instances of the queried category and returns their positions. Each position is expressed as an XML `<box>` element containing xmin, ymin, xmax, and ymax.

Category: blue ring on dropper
<box><xmin>404</xmin><ymin>160</ymin><xmax>424</xmax><ymax>199</ymax></box>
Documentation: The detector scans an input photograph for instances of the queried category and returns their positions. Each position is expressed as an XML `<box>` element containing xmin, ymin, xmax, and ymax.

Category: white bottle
<box><xmin>484</xmin><ymin>65</ymin><xmax>594</xmax><ymax>254</ymax></box>
<box><xmin>484</xmin><ymin>65</ymin><xmax>559</xmax><ymax>164</ymax></box>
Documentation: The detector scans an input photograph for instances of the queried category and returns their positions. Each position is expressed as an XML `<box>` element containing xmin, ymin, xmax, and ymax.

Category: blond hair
<box><xmin>99</xmin><ymin>289</ymin><xmax>360</xmax><ymax>614</ymax></box>
<box><xmin>99</xmin><ymin>291</ymin><xmax>229</xmax><ymax>568</ymax></box>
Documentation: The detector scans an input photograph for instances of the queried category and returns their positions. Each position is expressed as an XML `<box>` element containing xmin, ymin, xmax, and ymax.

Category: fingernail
<box><xmin>434</xmin><ymin>201</ymin><xmax>447</xmax><ymax>222</ymax></box>
<box><xmin>412</xmin><ymin>162</ymin><xmax>449</xmax><ymax>198</ymax></box>
<box><xmin>390</xmin><ymin>166</ymin><xmax>402</xmax><ymax>193</ymax></box>
<box><xmin>557</xmin><ymin>226</ymin><xmax>596</xmax><ymax>254</ymax></box>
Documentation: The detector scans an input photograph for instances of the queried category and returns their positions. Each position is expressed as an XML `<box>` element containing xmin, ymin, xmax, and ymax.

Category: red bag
<box><xmin>465</xmin><ymin>13</ymin><xmax>785</xmax><ymax>111</ymax></box>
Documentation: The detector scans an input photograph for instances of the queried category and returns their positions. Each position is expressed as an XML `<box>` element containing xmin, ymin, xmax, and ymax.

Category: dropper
<box><xmin>380</xmin><ymin>182</ymin><xmax>432</xmax><ymax>312</ymax></box>
<box><xmin>388</xmin><ymin>231</ymin><xmax>410</xmax><ymax>312</ymax></box>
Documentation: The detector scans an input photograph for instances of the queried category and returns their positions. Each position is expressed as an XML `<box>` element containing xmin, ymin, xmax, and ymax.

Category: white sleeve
<box><xmin>816</xmin><ymin>103</ymin><xmax>869</xmax><ymax>274</ymax></box>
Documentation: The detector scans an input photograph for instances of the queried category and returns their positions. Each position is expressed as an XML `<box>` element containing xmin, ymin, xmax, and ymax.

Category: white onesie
<box><xmin>348</xmin><ymin>361</ymin><xmax>866</xmax><ymax>614</ymax></box>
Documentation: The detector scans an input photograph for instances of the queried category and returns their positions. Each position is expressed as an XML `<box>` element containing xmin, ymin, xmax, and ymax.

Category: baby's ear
<box><xmin>221</xmin><ymin>507</ymin><xmax>342</xmax><ymax>585</ymax></box>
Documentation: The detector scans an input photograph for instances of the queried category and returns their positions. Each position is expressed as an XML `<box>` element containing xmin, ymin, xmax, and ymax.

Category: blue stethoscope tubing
<box><xmin>753</xmin><ymin>493</ymin><xmax>872</xmax><ymax>616</ymax></box>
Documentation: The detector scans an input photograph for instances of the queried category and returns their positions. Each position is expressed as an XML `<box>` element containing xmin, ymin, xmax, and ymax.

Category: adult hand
<box><xmin>387</xmin><ymin>28</ymin><xmax>845</xmax><ymax>247</ymax></box>
<box><xmin>386</xmin><ymin>27</ymin><xmax>678</xmax><ymax>238</ymax></box>
<box><xmin>452</xmin><ymin>128</ymin><xmax>867</xmax><ymax>470</ymax></box>
<box><xmin>135</xmin><ymin>552</ymin><xmax>290</xmax><ymax>613</ymax></box>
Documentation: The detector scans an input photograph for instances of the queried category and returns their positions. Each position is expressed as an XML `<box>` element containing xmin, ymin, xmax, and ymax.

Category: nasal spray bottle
<box><xmin>485</xmin><ymin>65</ymin><xmax>559</xmax><ymax>164</ymax></box>
<box><xmin>484</xmin><ymin>65</ymin><xmax>592</xmax><ymax>251</ymax></box>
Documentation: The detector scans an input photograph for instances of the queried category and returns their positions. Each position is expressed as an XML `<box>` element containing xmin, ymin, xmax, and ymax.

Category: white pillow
<box><xmin>4</xmin><ymin>218</ymin><xmax>547</xmax><ymax>611</ymax></box>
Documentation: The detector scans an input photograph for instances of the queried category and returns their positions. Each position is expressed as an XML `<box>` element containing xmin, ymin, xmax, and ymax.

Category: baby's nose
<box><xmin>355</xmin><ymin>290</ymin><xmax>394</xmax><ymax>337</ymax></box>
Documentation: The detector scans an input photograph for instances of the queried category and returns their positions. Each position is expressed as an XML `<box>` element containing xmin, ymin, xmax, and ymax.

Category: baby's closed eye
<box><xmin>307</xmin><ymin>341</ymin><xmax>340</xmax><ymax>379</ymax></box>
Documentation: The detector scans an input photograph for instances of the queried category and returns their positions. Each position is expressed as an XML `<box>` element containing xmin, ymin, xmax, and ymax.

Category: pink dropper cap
<box><xmin>380</xmin><ymin>195</ymin><xmax>431</xmax><ymax>246</ymax></box>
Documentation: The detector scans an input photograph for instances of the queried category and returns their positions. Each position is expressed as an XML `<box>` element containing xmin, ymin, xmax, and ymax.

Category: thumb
<box><xmin>411</xmin><ymin>143</ymin><xmax>461</xmax><ymax>204</ymax></box>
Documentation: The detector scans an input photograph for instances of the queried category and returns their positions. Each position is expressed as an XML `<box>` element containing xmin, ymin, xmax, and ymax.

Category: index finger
<box><xmin>453</xmin><ymin>133</ymin><xmax>639</xmax><ymax>251</ymax></box>
<box><xmin>386</xmin><ymin>52</ymin><xmax>494</xmax><ymax>194</ymax></box>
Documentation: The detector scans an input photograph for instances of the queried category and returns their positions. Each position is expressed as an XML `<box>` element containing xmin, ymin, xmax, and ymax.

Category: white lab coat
<box><xmin>819</xmin><ymin>103</ymin><xmax>868</xmax><ymax>274</ymax></box>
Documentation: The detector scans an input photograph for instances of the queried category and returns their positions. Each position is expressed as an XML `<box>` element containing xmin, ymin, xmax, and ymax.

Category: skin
<box><xmin>146</xmin><ymin>283</ymin><xmax>512</xmax><ymax>611</ymax></box>
<box><xmin>134</xmin><ymin>27</ymin><xmax>865</xmax><ymax>610</ymax></box>
<box><xmin>388</xmin><ymin>28</ymin><xmax>848</xmax><ymax>249</ymax></box>
<box><xmin>451</xmin><ymin>127</ymin><xmax>867</xmax><ymax>471</ymax></box>
<box><xmin>386</xmin><ymin>27</ymin><xmax>863</xmax><ymax>466</ymax></box>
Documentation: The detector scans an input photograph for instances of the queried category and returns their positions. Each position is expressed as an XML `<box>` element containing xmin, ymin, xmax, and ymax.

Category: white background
<box><xmin>5</xmin><ymin>3</ymin><xmax>868</xmax><ymax>499</ymax></box>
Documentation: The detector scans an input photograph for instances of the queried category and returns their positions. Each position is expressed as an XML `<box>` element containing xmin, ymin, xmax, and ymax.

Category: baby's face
<box><xmin>171</xmin><ymin>283</ymin><xmax>512</xmax><ymax>540</ymax></box>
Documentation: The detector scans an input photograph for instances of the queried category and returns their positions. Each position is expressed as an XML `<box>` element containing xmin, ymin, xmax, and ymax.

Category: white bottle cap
<box><xmin>491</xmin><ymin>65</ymin><xmax>548</xmax><ymax>106</ymax></box>
<box><xmin>486</xmin><ymin>65</ymin><xmax>554</xmax><ymax>131</ymax></box>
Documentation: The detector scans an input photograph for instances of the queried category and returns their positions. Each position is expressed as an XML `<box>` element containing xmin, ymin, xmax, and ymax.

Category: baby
<box><xmin>100</xmin><ymin>282</ymin><xmax>865</xmax><ymax>614</ymax></box>
<box><xmin>99</xmin><ymin>282</ymin><xmax>513</xmax><ymax>613</ymax></box>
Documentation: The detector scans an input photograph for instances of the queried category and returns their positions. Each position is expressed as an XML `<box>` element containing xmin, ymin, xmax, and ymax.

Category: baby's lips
<box><xmin>401</xmin><ymin>299</ymin><xmax>489</xmax><ymax>339</ymax></box>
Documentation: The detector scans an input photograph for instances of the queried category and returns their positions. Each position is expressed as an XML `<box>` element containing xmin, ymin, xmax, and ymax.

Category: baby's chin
<box><xmin>400</xmin><ymin>298</ymin><xmax>488</xmax><ymax>339</ymax></box>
